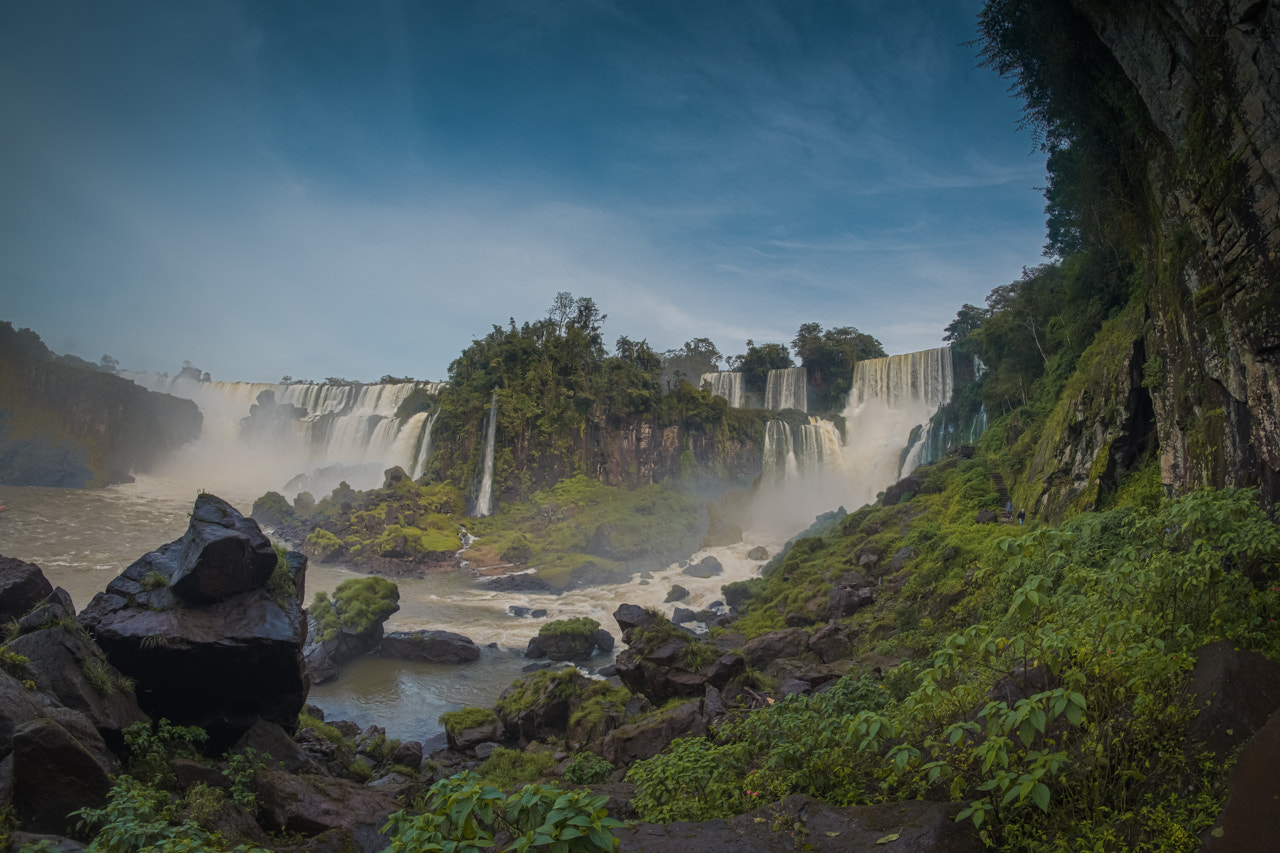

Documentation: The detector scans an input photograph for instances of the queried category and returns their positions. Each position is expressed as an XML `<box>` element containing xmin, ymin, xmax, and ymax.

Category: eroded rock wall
<box><xmin>1075</xmin><ymin>0</ymin><xmax>1280</xmax><ymax>504</ymax></box>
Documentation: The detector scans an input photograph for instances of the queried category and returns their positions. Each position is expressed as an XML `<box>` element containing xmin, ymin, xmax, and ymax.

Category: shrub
<box><xmin>477</xmin><ymin>748</ymin><xmax>556</xmax><ymax>790</ymax></box>
<box><xmin>381</xmin><ymin>772</ymin><xmax>621</xmax><ymax>853</ymax></box>
<box><xmin>439</xmin><ymin>707</ymin><xmax>498</xmax><ymax>737</ymax></box>
<box><xmin>564</xmin><ymin>752</ymin><xmax>616</xmax><ymax>785</ymax></box>
<box><xmin>538</xmin><ymin>617</ymin><xmax>600</xmax><ymax>640</ymax></box>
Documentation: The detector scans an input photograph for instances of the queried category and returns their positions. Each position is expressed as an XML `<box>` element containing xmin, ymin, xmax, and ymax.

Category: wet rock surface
<box><xmin>379</xmin><ymin>630</ymin><xmax>480</xmax><ymax>664</ymax></box>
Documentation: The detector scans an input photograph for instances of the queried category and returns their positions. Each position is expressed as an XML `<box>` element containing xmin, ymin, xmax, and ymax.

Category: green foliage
<box><xmin>73</xmin><ymin>775</ymin><xmax>268</xmax><ymax>853</ymax></box>
<box><xmin>139</xmin><ymin>570</ymin><xmax>168</xmax><ymax>591</ymax></box>
<box><xmin>223</xmin><ymin>749</ymin><xmax>262</xmax><ymax>811</ymax></box>
<box><xmin>381</xmin><ymin>771</ymin><xmax>622</xmax><ymax>853</ymax></box>
<box><xmin>539</xmin><ymin>617</ymin><xmax>600</xmax><ymax>641</ymax></box>
<box><xmin>122</xmin><ymin>720</ymin><xmax>208</xmax><ymax>788</ymax></box>
<box><xmin>477</xmin><ymin>748</ymin><xmax>557</xmax><ymax>790</ymax></box>
<box><xmin>563</xmin><ymin>753</ymin><xmax>616</xmax><ymax>786</ymax></box>
<box><xmin>0</xmin><ymin>648</ymin><xmax>31</xmax><ymax>679</ymax></box>
<box><xmin>790</xmin><ymin>323</ymin><xmax>886</xmax><ymax>412</ymax></box>
<box><xmin>629</xmin><ymin>488</ymin><xmax>1272</xmax><ymax>848</ymax></box>
<box><xmin>309</xmin><ymin>576</ymin><xmax>401</xmax><ymax>642</ymax></box>
<box><xmin>439</xmin><ymin>707</ymin><xmax>499</xmax><ymax>737</ymax></box>
<box><xmin>83</xmin><ymin>656</ymin><xmax>134</xmax><ymax>697</ymax></box>
<box><xmin>728</xmin><ymin>340</ymin><xmax>793</xmax><ymax>394</ymax></box>
<box><xmin>496</xmin><ymin>670</ymin><xmax>582</xmax><ymax>719</ymax></box>
<box><xmin>250</xmin><ymin>491</ymin><xmax>294</xmax><ymax>528</ymax></box>
<box><xmin>298</xmin><ymin>711</ymin><xmax>346</xmax><ymax>745</ymax></box>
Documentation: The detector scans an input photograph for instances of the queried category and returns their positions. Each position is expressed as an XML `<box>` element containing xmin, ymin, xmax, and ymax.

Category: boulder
<box><xmin>389</xmin><ymin>739</ymin><xmax>423</xmax><ymax>770</ymax></box>
<box><xmin>1202</xmin><ymin>709</ymin><xmax>1280</xmax><ymax>852</ymax></box>
<box><xmin>7</xmin><ymin>621</ymin><xmax>148</xmax><ymax>746</ymax></box>
<box><xmin>446</xmin><ymin>718</ymin><xmax>504</xmax><ymax>753</ymax></box>
<box><xmin>233</xmin><ymin>718</ymin><xmax>319</xmax><ymax>774</ymax></box>
<box><xmin>741</xmin><ymin>629</ymin><xmax>810</xmax><ymax>669</ymax></box>
<box><xmin>255</xmin><ymin>767</ymin><xmax>399</xmax><ymax>847</ymax></box>
<box><xmin>0</xmin><ymin>556</ymin><xmax>54</xmax><ymax>621</ymax></box>
<box><xmin>12</xmin><ymin>716</ymin><xmax>114</xmax><ymax>835</ymax></box>
<box><xmin>746</xmin><ymin>546</ymin><xmax>770</xmax><ymax>561</ymax></box>
<box><xmin>17</xmin><ymin>587</ymin><xmax>76</xmax><ymax>633</ymax></box>
<box><xmin>595</xmin><ymin>629</ymin><xmax>615</xmax><ymax>654</ymax></box>
<box><xmin>882</xmin><ymin>473</ymin><xmax>924</xmax><ymax>506</ymax></box>
<box><xmin>498</xmin><ymin>669</ymin><xmax>598</xmax><ymax>744</ymax></box>
<box><xmin>169</xmin><ymin>493</ymin><xmax>280</xmax><ymax>603</ymax></box>
<box><xmin>975</xmin><ymin>509</ymin><xmax>999</xmax><ymax>524</ymax></box>
<box><xmin>808</xmin><ymin>622</ymin><xmax>860</xmax><ymax>664</ymax></box>
<box><xmin>682</xmin><ymin>556</ymin><xmax>723</xmax><ymax>579</ymax></box>
<box><xmin>828</xmin><ymin>585</ymin><xmax>875</xmax><ymax>618</ymax></box>
<box><xmin>671</xmin><ymin>607</ymin><xmax>698</xmax><ymax>625</ymax></box>
<box><xmin>664</xmin><ymin>585</ymin><xmax>690</xmax><ymax>603</ymax></box>
<box><xmin>601</xmin><ymin>699</ymin><xmax>709</xmax><ymax>765</ymax></box>
<box><xmin>305</xmin><ymin>620</ymin><xmax>384</xmax><ymax>684</ymax></box>
<box><xmin>1186</xmin><ymin>639</ymin><xmax>1280</xmax><ymax>755</ymax></box>
<box><xmin>526</xmin><ymin>632</ymin><xmax>597</xmax><ymax>662</ymax></box>
<box><xmin>613</xmin><ymin>604</ymin><xmax>743</xmax><ymax>705</ymax></box>
<box><xmin>77</xmin><ymin>495</ymin><xmax>308</xmax><ymax>750</ymax></box>
<box><xmin>379</xmin><ymin>630</ymin><xmax>480</xmax><ymax>664</ymax></box>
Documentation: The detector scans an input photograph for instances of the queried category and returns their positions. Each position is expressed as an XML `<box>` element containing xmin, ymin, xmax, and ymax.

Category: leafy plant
<box><xmin>563</xmin><ymin>753</ymin><xmax>616</xmax><ymax>786</ymax></box>
<box><xmin>381</xmin><ymin>772</ymin><xmax>622</xmax><ymax>853</ymax></box>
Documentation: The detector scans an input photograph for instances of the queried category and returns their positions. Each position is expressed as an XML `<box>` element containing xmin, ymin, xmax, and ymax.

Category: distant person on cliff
<box><xmin>1017</xmin><ymin>508</ymin><xmax>1026</xmax><ymax>525</ymax></box>
<box><xmin>1005</xmin><ymin>500</ymin><xmax>1013</xmax><ymax>516</ymax></box>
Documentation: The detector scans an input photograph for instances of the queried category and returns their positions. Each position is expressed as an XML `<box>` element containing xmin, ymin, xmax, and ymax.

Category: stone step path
<box><xmin>990</xmin><ymin>472</ymin><xmax>1016</xmax><ymax>524</ymax></box>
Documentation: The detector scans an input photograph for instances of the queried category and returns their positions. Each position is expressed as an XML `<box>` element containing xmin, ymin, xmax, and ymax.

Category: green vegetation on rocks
<box><xmin>309</xmin><ymin>577</ymin><xmax>399</xmax><ymax>643</ymax></box>
<box><xmin>438</xmin><ymin>707</ymin><xmax>498</xmax><ymax>738</ymax></box>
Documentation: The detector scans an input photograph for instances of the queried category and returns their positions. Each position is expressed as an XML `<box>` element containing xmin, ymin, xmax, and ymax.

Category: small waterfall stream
<box><xmin>701</xmin><ymin>372</ymin><xmax>746</xmax><ymax>408</ymax></box>
<box><xmin>473</xmin><ymin>392</ymin><xmax>498</xmax><ymax>517</ymax></box>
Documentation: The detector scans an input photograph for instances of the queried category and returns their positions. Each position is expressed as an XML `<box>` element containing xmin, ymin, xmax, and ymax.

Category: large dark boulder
<box><xmin>7</xmin><ymin>621</ymin><xmax>148</xmax><ymax>748</ymax></box>
<box><xmin>740</xmin><ymin>629</ymin><xmax>810</xmax><ymax>669</ymax></box>
<box><xmin>682</xmin><ymin>556</ymin><xmax>723</xmax><ymax>579</ymax></box>
<box><xmin>1186</xmin><ymin>639</ymin><xmax>1280</xmax><ymax>755</ymax></box>
<box><xmin>11</xmin><ymin>716</ymin><xmax>114</xmax><ymax>836</ymax></box>
<box><xmin>379</xmin><ymin>630</ymin><xmax>479</xmax><ymax>664</ymax></box>
<box><xmin>0</xmin><ymin>556</ymin><xmax>54</xmax><ymax>621</ymax></box>
<box><xmin>601</xmin><ymin>698</ymin><xmax>709</xmax><ymax>766</ymax></box>
<box><xmin>613</xmin><ymin>604</ymin><xmax>744</xmax><ymax>705</ymax></box>
<box><xmin>1202</xmin><ymin>708</ymin><xmax>1280</xmax><ymax>852</ymax></box>
<box><xmin>170</xmin><ymin>493</ymin><xmax>280</xmax><ymax>603</ymax></box>
<box><xmin>255</xmin><ymin>767</ymin><xmax>399</xmax><ymax>851</ymax></box>
<box><xmin>77</xmin><ymin>495</ymin><xmax>308</xmax><ymax>750</ymax></box>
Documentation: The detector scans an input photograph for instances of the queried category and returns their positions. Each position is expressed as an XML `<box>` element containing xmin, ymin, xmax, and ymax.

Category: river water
<box><xmin>0</xmin><ymin>477</ymin><xmax>781</xmax><ymax>742</ymax></box>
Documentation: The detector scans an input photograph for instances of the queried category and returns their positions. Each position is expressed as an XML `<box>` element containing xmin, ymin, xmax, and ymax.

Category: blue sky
<box><xmin>1</xmin><ymin>0</ymin><xmax>1047</xmax><ymax>384</ymax></box>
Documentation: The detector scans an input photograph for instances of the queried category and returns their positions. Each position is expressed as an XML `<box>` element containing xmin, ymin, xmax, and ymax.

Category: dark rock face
<box><xmin>746</xmin><ymin>545</ymin><xmax>770</xmax><ymax>561</ymax></box>
<box><xmin>0</xmin><ymin>556</ymin><xmax>54</xmax><ymax>621</ymax></box>
<box><xmin>11</xmin><ymin>716</ymin><xmax>114</xmax><ymax>835</ymax></box>
<box><xmin>1186</xmin><ymin>639</ymin><xmax>1280</xmax><ymax>755</ymax></box>
<box><xmin>77</xmin><ymin>495</ymin><xmax>308</xmax><ymax>749</ymax></box>
<box><xmin>255</xmin><ymin>767</ymin><xmax>399</xmax><ymax>848</ymax></box>
<box><xmin>828</xmin><ymin>584</ymin><xmax>875</xmax><ymax>618</ymax></box>
<box><xmin>379</xmin><ymin>630</ymin><xmax>480</xmax><ymax>664</ymax></box>
<box><xmin>1071</xmin><ymin>1</ymin><xmax>1280</xmax><ymax>507</ymax></box>
<box><xmin>809</xmin><ymin>622</ymin><xmax>860</xmax><ymax>664</ymax></box>
<box><xmin>1202</xmin><ymin>708</ymin><xmax>1280</xmax><ymax>852</ymax></box>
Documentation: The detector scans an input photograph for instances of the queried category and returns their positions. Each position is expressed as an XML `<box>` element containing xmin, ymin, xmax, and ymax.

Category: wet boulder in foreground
<box><xmin>78</xmin><ymin>493</ymin><xmax>308</xmax><ymax>750</ymax></box>
<box><xmin>379</xmin><ymin>629</ymin><xmax>479</xmax><ymax>664</ymax></box>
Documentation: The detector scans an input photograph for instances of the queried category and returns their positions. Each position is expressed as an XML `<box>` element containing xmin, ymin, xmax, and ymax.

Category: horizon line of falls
<box><xmin>753</xmin><ymin>347</ymin><xmax>954</xmax><ymax>532</ymax></box>
<box><xmin>473</xmin><ymin>392</ymin><xmax>498</xmax><ymax>517</ymax></box>
<box><xmin>764</xmin><ymin>366</ymin><xmax>807</xmax><ymax>412</ymax></box>
<box><xmin>121</xmin><ymin>373</ymin><xmax>446</xmax><ymax>498</ymax></box>
<box><xmin>700</xmin><ymin>371</ymin><xmax>746</xmax><ymax>409</ymax></box>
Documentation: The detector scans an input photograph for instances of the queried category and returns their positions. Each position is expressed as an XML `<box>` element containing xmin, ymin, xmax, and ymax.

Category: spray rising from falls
<box><xmin>753</xmin><ymin>347</ymin><xmax>955</xmax><ymax>532</ymax></box>
<box><xmin>473</xmin><ymin>392</ymin><xmax>498</xmax><ymax>518</ymax></box>
<box><xmin>123</xmin><ymin>374</ymin><xmax>445</xmax><ymax>497</ymax></box>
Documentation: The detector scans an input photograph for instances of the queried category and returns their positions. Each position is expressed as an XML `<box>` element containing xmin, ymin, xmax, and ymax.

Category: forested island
<box><xmin>2</xmin><ymin>0</ymin><xmax>1280</xmax><ymax>851</ymax></box>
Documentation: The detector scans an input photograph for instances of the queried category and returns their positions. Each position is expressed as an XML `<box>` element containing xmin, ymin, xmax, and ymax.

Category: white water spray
<box><xmin>764</xmin><ymin>366</ymin><xmax>807</xmax><ymax>412</ymax></box>
<box><xmin>701</xmin><ymin>372</ymin><xmax>746</xmax><ymax>408</ymax></box>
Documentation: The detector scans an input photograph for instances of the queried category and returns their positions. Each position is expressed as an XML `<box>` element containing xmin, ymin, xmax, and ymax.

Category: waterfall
<box><xmin>764</xmin><ymin>366</ymin><xmax>807</xmax><ymax>412</ymax></box>
<box><xmin>762</xmin><ymin>420</ymin><xmax>798</xmax><ymax>484</ymax></box>
<box><xmin>474</xmin><ymin>392</ymin><xmax>498</xmax><ymax>517</ymax></box>
<box><xmin>701</xmin><ymin>372</ymin><xmax>746</xmax><ymax>408</ymax></box>
<box><xmin>120</xmin><ymin>373</ymin><xmax>446</xmax><ymax>497</ymax></box>
<box><xmin>410</xmin><ymin>409</ymin><xmax>441</xmax><ymax>480</ymax></box>
<box><xmin>752</xmin><ymin>346</ymin><xmax>954</xmax><ymax>532</ymax></box>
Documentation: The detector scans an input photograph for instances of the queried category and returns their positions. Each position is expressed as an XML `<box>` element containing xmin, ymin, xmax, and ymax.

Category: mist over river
<box><xmin>0</xmin><ymin>477</ymin><xmax>782</xmax><ymax>742</ymax></box>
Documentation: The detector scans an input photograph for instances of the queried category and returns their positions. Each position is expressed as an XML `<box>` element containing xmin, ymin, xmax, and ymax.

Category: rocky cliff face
<box><xmin>585</xmin><ymin>420</ymin><xmax>762</xmax><ymax>489</ymax></box>
<box><xmin>0</xmin><ymin>323</ymin><xmax>202</xmax><ymax>486</ymax></box>
<box><xmin>1075</xmin><ymin>0</ymin><xmax>1280</xmax><ymax>504</ymax></box>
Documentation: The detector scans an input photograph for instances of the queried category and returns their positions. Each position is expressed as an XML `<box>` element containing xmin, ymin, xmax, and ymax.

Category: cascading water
<box><xmin>410</xmin><ymin>409</ymin><xmax>441</xmax><ymax>480</ymax></box>
<box><xmin>473</xmin><ymin>392</ymin><xmax>498</xmax><ymax>517</ymax></box>
<box><xmin>752</xmin><ymin>347</ymin><xmax>954</xmax><ymax>532</ymax></box>
<box><xmin>121</xmin><ymin>373</ymin><xmax>446</xmax><ymax>497</ymax></box>
<box><xmin>701</xmin><ymin>372</ymin><xmax>746</xmax><ymax>408</ymax></box>
<box><xmin>764</xmin><ymin>366</ymin><xmax>807</xmax><ymax>412</ymax></box>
